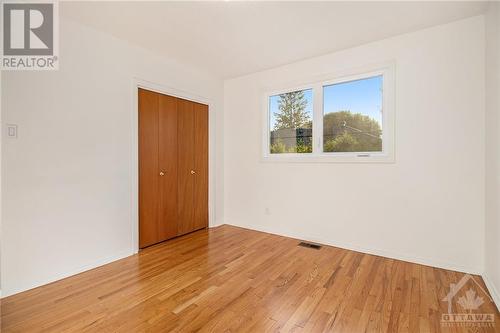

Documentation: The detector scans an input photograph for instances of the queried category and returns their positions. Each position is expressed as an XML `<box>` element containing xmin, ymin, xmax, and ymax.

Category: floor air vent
<box><xmin>298</xmin><ymin>241</ymin><xmax>322</xmax><ymax>250</ymax></box>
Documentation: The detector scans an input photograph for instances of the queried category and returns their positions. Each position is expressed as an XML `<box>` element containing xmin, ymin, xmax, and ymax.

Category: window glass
<box><xmin>323</xmin><ymin>75</ymin><xmax>383</xmax><ymax>153</ymax></box>
<box><xmin>269</xmin><ymin>89</ymin><xmax>313</xmax><ymax>154</ymax></box>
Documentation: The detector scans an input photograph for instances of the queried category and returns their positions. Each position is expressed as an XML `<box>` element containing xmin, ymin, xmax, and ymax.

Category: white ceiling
<box><xmin>61</xmin><ymin>1</ymin><xmax>488</xmax><ymax>79</ymax></box>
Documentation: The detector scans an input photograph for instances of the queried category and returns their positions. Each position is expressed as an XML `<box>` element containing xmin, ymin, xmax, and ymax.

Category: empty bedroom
<box><xmin>1</xmin><ymin>1</ymin><xmax>499</xmax><ymax>332</ymax></box>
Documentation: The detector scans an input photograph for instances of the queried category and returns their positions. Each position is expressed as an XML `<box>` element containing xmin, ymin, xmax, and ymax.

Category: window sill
<box><xmin>261</xmin><ymin>152</ymin><xmax>395</xmax><ymax>164</ymax></box>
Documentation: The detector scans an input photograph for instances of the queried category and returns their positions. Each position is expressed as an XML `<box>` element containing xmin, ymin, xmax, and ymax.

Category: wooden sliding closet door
<box><xmin>139</xmin><ymin>90</ymin><xmax>180</xmax><ymax>247</ymax></box>
<box><xmin>139</xmin><ymin>88</ymin><xmax>159</xmax><ymax>248</ymax></box>
<box><xmin>177</xmin><ymin>99</ymin><xmax>195</xmax><ymax>235</ymax></box>
<box><xmin>158</xmin><ymin>94</ymin><xmax>178</xmax><ymax>241</ymax></box>
<box><xmin>177</xmin><ymin>100</ymin><xmax>209</xmax><ymax>235</ymax></box>
<box><xmin>193</xmin><ymin>103</ymin><xmax>209</xmax><ymax>230</ymax></box>
<box><xmin>139</xmin><ymin>89</ymin><xmax>208</xmax><ymax>248</ymax></box>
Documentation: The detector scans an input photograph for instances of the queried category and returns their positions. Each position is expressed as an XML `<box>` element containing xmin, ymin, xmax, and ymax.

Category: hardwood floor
<box><xmin>1</xmin><ymin>225</ymin><xmax>498</xmax><ymax>332</ymax></box>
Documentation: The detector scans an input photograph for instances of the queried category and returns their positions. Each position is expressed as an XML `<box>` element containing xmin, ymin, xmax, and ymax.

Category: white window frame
<box><xmin>262</xmin><ymin>63</ymin><xmax>395</xmax><ymax>163</ymax></box>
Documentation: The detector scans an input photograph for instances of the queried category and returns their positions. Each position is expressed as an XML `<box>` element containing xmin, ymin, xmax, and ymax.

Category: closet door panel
<box><xmin>158</xmin><ymin>94</ymin><xmax>178</xmax><ymax>241</ymax></box>
<box><xmin>177</xmin><ymin>99</ymin><xmax>195</xmax><ymax>235</ymax></box>
<box><xmin>193</xmin><ymin>103</ymin><xmax>209</xmax><ymax>230</ymax></box>
<box><xmin>138</xmin><ymin>88</ymin><xmax>159</xmax><ymax>248</ymax></box>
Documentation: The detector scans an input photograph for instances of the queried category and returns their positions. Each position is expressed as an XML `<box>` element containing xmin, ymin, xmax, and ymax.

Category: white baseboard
<box><xmin>482</xmin><ymin>273</ymin><xmax>500</xmax><ymax>312</ymax></box>
<box><xmin>224</xmin><ymin>222</ymin><xmax>482</xmax><ymax>275</ymax></box>
<box><xmin>1</xmin><ymin>249</ymin><xmax>133</xmax><ymax>298</ymax></box>
<box><xmin>209</xmin><ymin>221</ymin><xmax>225</xmax><ymax>228</ymax></box>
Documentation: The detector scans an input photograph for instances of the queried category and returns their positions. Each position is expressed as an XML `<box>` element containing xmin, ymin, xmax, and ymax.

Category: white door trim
<box><xmin>130</xmin><ymin>78</ymin><xmax>216</xmax><ymax>253</ymax></box>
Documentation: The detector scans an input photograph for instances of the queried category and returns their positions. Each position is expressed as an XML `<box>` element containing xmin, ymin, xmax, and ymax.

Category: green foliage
<box><xmin>270</xmin><ymin>109</ymin><xmax>381</xmax><ymax>154</ymax></box>
<box><xmin>295</xmin><ymin>142</ymin><xmax>312</xmax><ymax>153</ymax></box>
<box><xmin>270</xmin><ymin>140</ymin><xmax>287</xmax><ymax>154</ymax></box>
<box><xmin>324</xmin><ymin>132</ymin><xmax>359</xmax><ymax>152</ymax></box>
<box><xmin>274</xmin><ymin>91</ymin><xmax>310</xmax><ymax>130</ymax></box>
<box><xmin>323</xmin><ymin>111</ymin><xmax>382</xmax><ymax>152</ymax></box>
<box><xmin>270</xmin><ymin>139</ymin><xmax>312</xmax><ymax>154</ymax></box>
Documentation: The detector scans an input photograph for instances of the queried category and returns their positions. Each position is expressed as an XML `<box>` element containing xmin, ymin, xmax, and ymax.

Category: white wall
<box><xmin>224</xmin><ymin>16</ymin><xmax>485</xmax><ymax>274</ymax></box>
<box><xmin>485</xmin><ymin>2</ymin><xmax>500</xmax><ymax>307</ymax></box>
<box><xmin>1</xmin><ymin>17</ymin><xmax>224</xmax><ymax>297</ymax></box>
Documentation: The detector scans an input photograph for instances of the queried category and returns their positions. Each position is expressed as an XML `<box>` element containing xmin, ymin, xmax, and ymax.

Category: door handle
<box><xmin>190</xmin><ymin>170</ymin><xmax>196</xmax><ymax>175</ymax></box>
<box><xmin>159</xmin><ymin>171</ymin><xmax>165</xmax><ymax>176</ymax></box>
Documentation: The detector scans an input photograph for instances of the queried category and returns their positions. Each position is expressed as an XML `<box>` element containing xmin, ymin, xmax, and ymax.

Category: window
<box><xmin>269</xmin><ymin>88</ymin><xmax>313</xmax><ymax>154</ymax></box>
<box><xmin>263</xmin><ymin>65</ymin><xmax>394</xmax><ymax>162</ymax></box>
<box><xmin>323</xmin><ymin>75</ymin><xmax>383</xmax><ymax>153</ymax></box>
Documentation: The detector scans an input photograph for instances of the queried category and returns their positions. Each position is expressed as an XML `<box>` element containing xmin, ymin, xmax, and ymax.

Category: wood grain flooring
<box><xmin>1</xmin><ymin>225</ymin><xmax>498</xmax><ymax>332</ymax></box>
